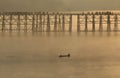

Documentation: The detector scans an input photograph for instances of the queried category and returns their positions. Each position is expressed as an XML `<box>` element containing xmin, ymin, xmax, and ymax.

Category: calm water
<box><xmin>0</xmin><ymin>32</ymin><xmax>120</xmax><ymax>78</ymax></box>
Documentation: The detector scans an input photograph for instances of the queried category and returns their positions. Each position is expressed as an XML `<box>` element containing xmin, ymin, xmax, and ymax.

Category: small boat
<box><xmin>59</xmin><ymin>53</ymin><xmax>70</xmax><ymax>58</ymax></box>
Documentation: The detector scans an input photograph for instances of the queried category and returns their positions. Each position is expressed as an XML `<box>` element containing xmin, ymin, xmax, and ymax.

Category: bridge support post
<box><xmin>58</xmin><ymin>14</ymin><xmax>61</xmax><ymax>32</ymax></box>
<box><xmin>36</xmin><ymin>14</ymin><xmax>39</xmax><ymax>32</ymax></box>
<box><xmin>39</xmin><ymin>13</ymin><xmax>42</xmax><ymax>32</ymax></box>
<box><xmin>42</xmin><ymin>14</ymin><xmax>46</xmax><ymax>32</ymax></box>
<box><xmin>17</xmin><ymin>14</ymin><xmax>20</xmax><ymax>32</ymax></box>
<box><xmin>85</xmin><ymin>14</ymin><xmax>88</xmax><ymax>31</ymax></box>
<box><xmin>24</xmin><ymin>14</ymin><xmax>27</xmax><ymax>32</ymax></box>
<box><xmin>54</xmin><ymin>14</ymin><xmax>57</xmax><ymax>32</ymax></box>
<box><xmin>62</xmin><ymin>14</ymin><xmax>65</xmax><ymax>32</ymax></box>
<box><xmin>69</xmin><ymin>14</ymin><xmax>72</xmax><ymax>32</ymax></box>
<box><xmin>114</xmin><ymin>14</ymin><xmax>118</xmax><ymax>31</ymax></box>
<box><xmin>99</xmin><ymin>15</ymin><xmax>103</xmax><ymax>31</ymax></box>
<box><xmin>107</xmin><ymin>14</ymin><xmax>111</xmax><ymax>31</ymax></box>
<box><xmin>9</xmin><ymin>14</ymin><xmax>12</xmax><ymax>32</ymax></box>
<box><xmin>77</xmin><ymin>14</ymin><xmax>80</xmax><ymax>32</ymax></box>
<box><xmin>2</xmin><ymin>14</ymin><xmax>5</xmax><ymax>32</ymax></box>
<box><xmin>32</xmin><ymin>13</ymin><xmax>35</xmax><ymax>32</ymax></box>
<box><xmin>47</xmin><ymin>13</ymin><xmax>50</xmax><ymax>32</ymax></box>
<box><xmin>92</xmin><ymin>14</ymin><xmax>95</xmax><ymax>32</ymax></box>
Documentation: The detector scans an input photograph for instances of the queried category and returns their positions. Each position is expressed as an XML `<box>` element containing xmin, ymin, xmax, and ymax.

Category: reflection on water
<box><xmin>0</xmin><ymin>32</ymin><xmax>120</xmax><ymax>78</ymax></box>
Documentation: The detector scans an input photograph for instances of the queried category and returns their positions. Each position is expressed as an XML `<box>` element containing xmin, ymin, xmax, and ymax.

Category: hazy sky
<box><xmin>0</xmin><ymin>0</ymin><xmax>120</xmax><ymax>11</ymax></box>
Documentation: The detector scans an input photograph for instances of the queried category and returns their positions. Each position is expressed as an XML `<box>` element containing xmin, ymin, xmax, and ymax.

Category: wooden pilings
<box><xmin>54</xmin><ymin>14</ymin><xmax>57</xmax><ymax>32</ymax></box>
<box><xmin>114</xmin><ymin>14</ymin><xmax>118</xmax><ymax>31</ymax></box>
<box><xmin>47</xmin><ymin>14</ymin><xmax>50</xmax><ymax>32</ymax></box>
<box><xmin>62</xmin><ymin>14</ymin><xmax>65</xmax><ymax>31</ymax></box>
<box><xmin>2</xmin><ymin>14</ymin><xmax>5</xmax><ymax>32</ymax></box>
<box><xmin>0</xmin><ymin>11</ymin><xmax>120</xmax><ymax>32</ymax></box>
<box><xmin>107</xmin><ymin>14</ymin><xmax>111</xmax><ymax>31</ymax></box>
<box><xmin>32</xmin><ymin>14</ymin><xmax>35</xmax><ymax>32</ymax></box>
<box><xmin>17</xmin><ymin>14</ymin><xmax>20</xmax><ymax>32</ymax></box>
<box><xmin>99</xmin><ymin>15</ymin><xmax>103</xmax><ymax>31</ymax></box>
<box><xmin>76</xmin><ymin>12</ymin><xmax>120</xmax><ymax>32</ymax></box>
<box><xmin>39</xmin><ymin>14</ymin><xmax>42</xmax><ymax>32</ymax></box>
<box><xmin>77</xmin><ymin>14</ymin><xmax>80</xmax><ymax>32</ymax></box>
<box><xmin>69</xmin><ymin>14</ymin><xmax>72</xmax><ymax>32</ymax></box>
<box><xmin>9</xmin><ymin>14</ymin><xmax>12</xmax><ymax>32</ymax></box>
<box><xmin>92</xmin><ymin>14</ymin><xmax>95</xmax><ymax>32</ymax></box>
<box><xmin>24</xmin><ymin>14</ymin><xmax>27</xmax><ymax>32</ymax></box>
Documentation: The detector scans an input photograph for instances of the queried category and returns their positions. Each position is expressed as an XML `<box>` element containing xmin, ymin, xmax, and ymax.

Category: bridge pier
<box><xmin>99</xmin><ymin>15</ymin><xmax>103</xmax><ymax>32</ymax></box>
<box><xmin>62</xmin><ymin>14</ymin><xmax>65</xmax><ymax>32</ymax></box>
<box><xmin>54</xmin><ymin>14</ymin><xmax>57</xmax><ymax>32</ymax></box>
<box><xmin>92</xmin><ymin>14</ymin><xmax>95</xmax><ymax>32</ymax></box>
<box><xmin>47</xmin><ymin>14</ymin><xmax>50</xmax><ymax>32</ymax></box>
<box><xmin>58</xmin><ymin>14</ymin><xmax>61</xmax><ymax>32</ymax></box>
<box><xmin>69</xmin><ymin>14</ymin><xmax>72</xmax><ymax>32</ymax></box>
<box><xmin>24</xmin><ymin>14</ymin><xmax>27</xmax><ymax>32</ymax></box>
<box><xmin>107</xmin><ymin>14</ymin><xmax>111</xmax><ymax>31</ymax></box>
<box><xmin>114</xmin><ymin>14</ymin><xmax>118</xmax><ymax>31</ymax></box>
<box><xmin>2</xmin><ymin>14</ymin><xmax>5</xmax><ymax>32</ymax></box>
<box><xmin>39</xmin><ymin>14</ymin><xmax>42</xmax><ymax>32</ymax></box>
<box><xmin>9</xmin><ymin>14</ymin><xmax>12</xmax><ymax>32</ymax></box>
<box><xmin>77</xmin><ymin>14</ymin><xmax>80</xmax><ymax>32</ymax></box>
<box><xmin>17</xmin><ymin>14</ymin><xmax>20</xmax><ymax>32</ymax></box>
<box><xmin>35</xmin><ymin>14</ymin><xmax>38</xmax><ymax>32</ymax></box>
<box><xmin>85</xmin><ymin>14</ymin><xmax>88</xmax><ymax>31</ymax></box>
<box><xmin>32</xmin><ymin>14</ymin><xmax>35</xmax><ymax>32</ymax></box>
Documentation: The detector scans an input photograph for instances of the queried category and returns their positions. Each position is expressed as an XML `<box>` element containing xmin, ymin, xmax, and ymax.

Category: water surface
<box><xmin>0</xmin><ymin>32</ymin><xmax>120</xmax><ymax>78</ymax></box>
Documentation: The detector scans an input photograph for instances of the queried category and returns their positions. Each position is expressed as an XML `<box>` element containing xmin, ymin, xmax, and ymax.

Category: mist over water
<box><xmin>0</xmin><ymin>0</ymin><xmax>120</xmax><ymax>11</ymax></box>
<box><xmin>0</xmin><ymin>32</ymin><xmax>120</xmax><ymax>78</ymax></box>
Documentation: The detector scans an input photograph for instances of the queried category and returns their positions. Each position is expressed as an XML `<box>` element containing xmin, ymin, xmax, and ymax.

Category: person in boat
<box><xmin>59</xmin><ymin>53</ymin><xmax>70</xmax><ymax>58</ymax></box>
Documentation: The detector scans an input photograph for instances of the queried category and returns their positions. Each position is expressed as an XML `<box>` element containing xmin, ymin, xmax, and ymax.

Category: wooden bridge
<box><xmin>0</xmin><ymin>11</ymin><xmax>120</xmax><ymax>32</ymax></box>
